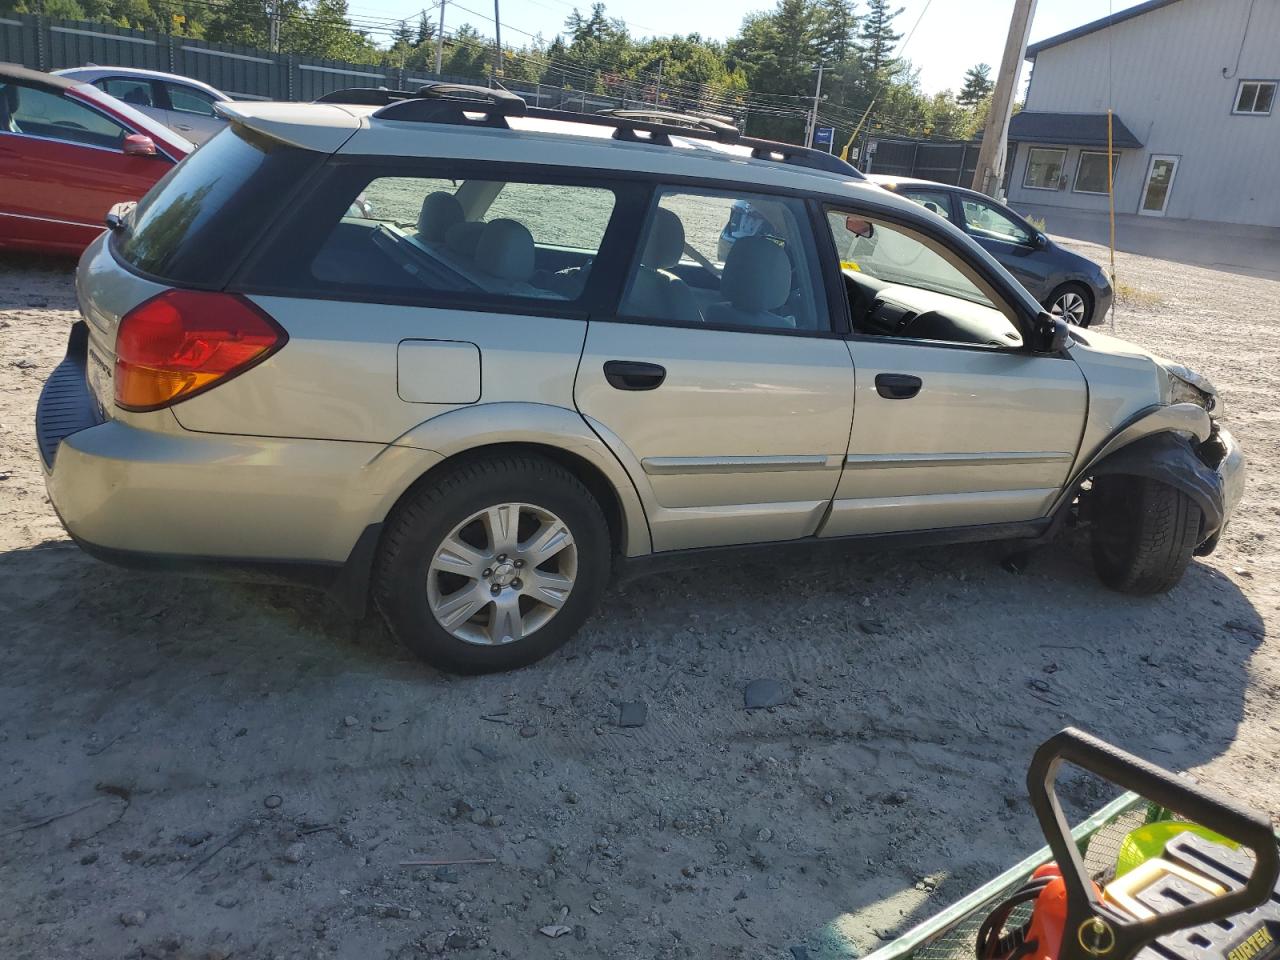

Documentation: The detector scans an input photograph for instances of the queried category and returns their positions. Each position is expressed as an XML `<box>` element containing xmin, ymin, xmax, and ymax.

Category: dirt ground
<box><xmin>1</xmin><ymin>240</ymin><xmax>1277</xmax><ymax>960</ymax></box>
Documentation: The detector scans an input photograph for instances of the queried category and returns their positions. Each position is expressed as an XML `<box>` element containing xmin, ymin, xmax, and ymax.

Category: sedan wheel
<box><xmin>427</xmin><ymin>502</ymin><xmax>578</xmax><ymax>647</ymax></box>
<box><xmin>1050</xmin><ymin>287</ymin><xmax>1089</xmax><ymax>325</ymax></box>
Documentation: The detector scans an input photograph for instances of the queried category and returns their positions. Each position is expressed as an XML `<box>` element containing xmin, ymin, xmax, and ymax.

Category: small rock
<box><xmin>539</xmin><ymin>924</ymin><xmax>572</xmax><ymax>938</ymax></box>
<box><xmin>857</xmin><ymin>620</ymin><xmax>887</xmax><ymax>636</ymax></box>
<box><xmin>618</xmin><ymin>701</ymin><xmax>647</xmax><ymax>728</ymax></box>
<box><xmin>734</xmin><ymin>890</ymin><xmax>747</xmax><ymax>901</ymax></box>
<box><xmin>469</xmin><ymin>809</ymin><xmax>489</xmax><ymax>826</ymax></box>
<box><xmin>1233</xmin><ymin>566</ymin><xmax>1252</xmax><ymax>579</ymax></box>
<box><xmin>444</xmin><ymin>932</ymin><xmax>470</xmax><ymax>949</ymax></box>
<box><xmin>487</xmin><ymin>814</ymin><xmax>505</xmax><ymax>828</ymax></box>
<box><xmin>342</xmin><ymin>715</ymin><xmax>359</xmax><ymax>727</ymax></box>
<box><xmin>215</xmin><ymin>894</ymin><xmax>238</xmax><ymax>908</ymax></box>
<box><xmin>755</xmin><ymin>828</ymin><xmax>773</xmax><ymax>843</ymax></box>
<box><xmin>178</xmin><ymin>829</ymin><xmax>213</xmax><ymax>847</ymax></box>
<box><xmin>519</xmin><ymin>725</ymin><xmax>538</xmax><ymax>738</ymax></box>
<box><xmin>206</xmin><ymin>947</ymin><xmax>233</xmax><ymax>960</ymax></box>
<box><xmin>1028</xmin><ymin>678</ymin><xmax>1051</xmax><ymax>693</ymax></box>
<box><xmin>12</xmin><ymin>358</ymin><xmax>37</xmax><ymax>370</ymax></box>
<box><xmin>282</xmin><ymin>843</ymin><xmax>305</xmax><ymax>864</ymax></box>
<box><xmin>589</xmin><ymin>903</ymin><xmax>603</xmax><ymax>915</ymax></box>
<box><xmin>593</xmin><ymin>891</ymin><xmax>607</xmax><ymax>901</ymax></box>
<box><xmin>263</xmin><ymin>795</ymin><xmax>283</xmax><ymax>809</ymax></box>
<box><xmin>879</xmin><ymin>790</ymin><xmax>910</xmax><ymax>806</ymax></box>
<box><xmin>564</xmin><ymin>791</ymin><xmax>579</xmax><ymax>804</ymax></box>
<box><xmin>574</xmin><ymin>924</ymin><xmax>587</xmax><ymax>941</ymax></box>
<box><xmin>743</xmin><ymin>679</ymin><xmax>787</xmax><ymax>710</ymax></box>
<box><xmin>80</xmin><ymin>852</ymin><xmax>99</xmax><ymax>865</ymax></box>
<box><xmin>120</xmin><ymin>910</ymin><xmax>147</xmax><ymax>927</ymax></box>
<box><xmin>434</xmin><ymin>866</ymin><xmax>459</xmax><ymax>884</ymax></box>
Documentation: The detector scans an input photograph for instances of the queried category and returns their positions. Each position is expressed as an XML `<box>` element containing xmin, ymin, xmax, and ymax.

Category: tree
<box><xmin>958</xmin><ymin>62</ymin><xmax>993</xmax><ymax>107</ymax></box>
<box><xmin>414</xmin><ymin>10</ymin><xmax>434</xmax><ymax>46</ymax></box>
<box><xmin>859</xmin><ymin>0</ymin><xmax>903</xmax><ymax>76</ymax></box>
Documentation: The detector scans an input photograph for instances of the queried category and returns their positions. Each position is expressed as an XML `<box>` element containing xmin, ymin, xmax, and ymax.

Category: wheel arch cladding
<box><xmin>383</xmin><ymin>441</ymin><xmax>632</xmax><ymax>558</ymax></box>
<box><xmin>1088</xmin><ymin>432</ymin><xmax>1225</xmax><ymax>543</ymax></box>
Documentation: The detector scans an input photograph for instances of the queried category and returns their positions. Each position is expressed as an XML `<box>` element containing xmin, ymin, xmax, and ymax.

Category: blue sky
<box><xmin>349</xmin><ymin>0</ymin><xmax>1151</xmax><ymax>94</ymax></box>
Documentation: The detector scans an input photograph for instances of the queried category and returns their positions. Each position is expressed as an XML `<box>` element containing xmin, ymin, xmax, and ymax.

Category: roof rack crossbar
<box><xmin>595</xmin><ymin>108</ymin><xmax>740</xmax><ymax>143</ymax></box>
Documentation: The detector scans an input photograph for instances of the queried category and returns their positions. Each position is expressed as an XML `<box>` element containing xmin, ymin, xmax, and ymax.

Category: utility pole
<box><xmin>653</xmin><ymin>58</ymin><xmax>663</xmax><ymax>107</ymax></box>
<box><xmin>434</xmin><ymin>0</ymin><xmax>446</xmax><ymax>76</ymax></box>
<box><xmin>806</xmin><ymin>63</ymin><xmax>824</xmax><ymax>147</ymax></box>
<box><xmin>268</xmin><ymin>0</ymin><xmax>280</xmax><ymax>53</ymax></box>
<box><xmin>971</xmin><ymin>0</ymin><xmax>1038</xmax><ymax>197</ymax></box>
<box><xmin>492</xmin><ymin>0</ymin><xmax>502</xmax><ymax>80</ymax></box>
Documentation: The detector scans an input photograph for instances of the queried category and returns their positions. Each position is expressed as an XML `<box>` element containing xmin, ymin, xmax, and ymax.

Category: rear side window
<box><xmin>1</xmin><ymin>81</ymin><xmax>128</xmax><ymax>150</ymax></box>
<box><xmin>166</xmin><ymin>84</ymin><xmax>218</xmax><ymax>116</ymax></box>
<box><xmin>244</xmin><ymin>164</ymin><xmax>634</xmax><ymax>310</ymax></box>
<box><xmin>113</xmin><ymin>126</ymin><xmax>320</xmax><ymax>287</ymax></box>
<box><xmin>99</xmin><ymin>77</ymin><xmax>156</xmax><ymax>108</ymax></box>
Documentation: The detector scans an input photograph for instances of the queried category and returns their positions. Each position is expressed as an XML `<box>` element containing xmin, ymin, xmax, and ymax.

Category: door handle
<box><xmin>604</xmin><ymin>360</ymin><xmax>666</xmax><ymax>391</ymax></box>
<box><xmin>874</xmin><ymin>373</ymin><xmax>922</xmax><ymax>399</ymax></box>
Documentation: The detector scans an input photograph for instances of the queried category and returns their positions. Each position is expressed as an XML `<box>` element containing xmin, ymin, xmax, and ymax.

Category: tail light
<box><xmin>114</xmin><ymin>290</ymin><xmax>287</xmax><ymax>412</ymax></box>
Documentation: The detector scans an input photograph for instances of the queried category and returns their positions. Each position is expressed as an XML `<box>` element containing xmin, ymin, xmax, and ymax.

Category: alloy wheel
<box><xmin>1051</xmin><ymin>290</ymin><xmax>1088</xmax><ymax>325</ymax></box>
<box><xmin>426</xmin><ymin>502</ymin><xmax>577</xmax><ymax>646</ymax></box>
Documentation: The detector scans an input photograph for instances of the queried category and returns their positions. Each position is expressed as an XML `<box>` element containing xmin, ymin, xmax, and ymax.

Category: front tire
<box><xmin>1047</xmin><ymin>281</ymin><xmax>1093</xmax><ymax>327</ymax></box>
<box><xmin>375</xmin><ymin>454</ymin><xmax>611</xmax><ymax>673</ymax></box>
<box><xmin>1090</xmin><ymin>475</ymin><xmax>1202</xmax><ymax>595</ymax></box>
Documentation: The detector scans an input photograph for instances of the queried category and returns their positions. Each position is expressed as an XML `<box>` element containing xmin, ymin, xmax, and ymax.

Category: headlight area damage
<box><xmin>1160</xmin><ymin>362</ymin><xmax>1222</xmax><ymax>418</ymax></box>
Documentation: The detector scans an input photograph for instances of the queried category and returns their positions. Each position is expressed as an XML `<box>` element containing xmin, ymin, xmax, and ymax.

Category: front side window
<box><xmin>1073</xmin><ymin>151</ymin><xmax>1120</xmax><ymax>194</ymax></box>
<box><xmin>0</xmin><ymin>82</ymin><xmax>128</xmax><ymax>150</ymax></box>
<box><xmin>1234</xmin><ymin>80</ymin><xmax>1276</xmax><ymax>116</ymax></box>
<box><xmin>618</xmin><ymin>189</ymin><xmax>826</xmax><ymax>332</ymax></box>
<box><xmin>100</xmin><ymin>77</ymin><xmax>156</xmax><ymax>108</ymax></box>
<box><xmin>264</xmin><ymin>169</ymin><xmax>620</xmax><ymax>307</ymax></box>
<box><xmin>826</xmin><ymin>208</ymin><xmax>1022</xmax><ymax>348</ymax></box>
<box><xmin>166</xmin><ymin>84</ymin><xmax>219</xmax><ymax>117</ymax></box>
<box><xmin>899</xmin><ymin>189</ymin><xmax>954</xmax><ymax>220</ymax></box>
<box><xmin>1022</xmin><ymin>147</ymin><xmax>1066</xmax><ymax>190</ymax></box>
<box><xmin>960</xmin><ymin>197</ymin><xmax>1034</xmax><ymax>245</ymax></box>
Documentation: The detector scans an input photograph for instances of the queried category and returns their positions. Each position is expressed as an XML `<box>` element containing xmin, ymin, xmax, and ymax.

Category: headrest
<box><xmin>720</xmin><ymin>235</ymin><xmax>791</xmax><ymax>311</ymax></box>
<box><xmin>642</xmin><ymin>208</ymin><xmax>685</xmax><ymax>269</ymax></box>
<box><xmin>476</xmin><ymin>219</ymin><xmax>535</xmax><ymax>282</ymax></box>
<box><xmin>445</xmin><ymin>220</ymin><xmax>486</xmax><ymax>257</ymax></box>
<box><xmin>417</xmin><ymin>191</ymin><xmax>464</xmax><ymax>242</ymax></box>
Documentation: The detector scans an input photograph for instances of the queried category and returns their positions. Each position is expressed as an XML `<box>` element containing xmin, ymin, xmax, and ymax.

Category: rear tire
<box><xmin>374</xmin><ymin>454</ymin><xmax>611</xmax><ymax>674</ymax></box>
<box><xmin>1090</xmin><ymin>475</ymin><xmax>1201</xmax><ymax>595</ymax></box>
<box><xmin>1046</xmin><ymin>281</ymin><xmax>1093</xmax><ymax>327</ymax></box>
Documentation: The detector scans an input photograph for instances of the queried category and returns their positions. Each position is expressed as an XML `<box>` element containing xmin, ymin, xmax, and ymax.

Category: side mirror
<box><xmin>1036</xmin><ymin>311</ymin><xmax>1072</xmax><ymax>353</ymax></box>
<box><xmin>1033</xmin><ymin>232</ymin><xmax>1048</xmax><ymax>249</ymax></box>
<box><xmin>122</xmin><ymin>133</ymin><xmax>157</xmax><ymax>157</ymax></box>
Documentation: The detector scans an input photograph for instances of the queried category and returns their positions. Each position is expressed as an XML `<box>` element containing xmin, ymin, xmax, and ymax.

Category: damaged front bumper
<box><xmin>1193</xmin><ymin>423</ymin><xmax>1244</xmax><ymax>555</ymax></box>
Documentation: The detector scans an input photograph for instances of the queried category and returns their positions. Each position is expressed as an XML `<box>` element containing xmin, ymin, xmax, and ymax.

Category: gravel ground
<box><xmin>0</xmin><ymin>240</ymin><xmax>1277</xmax><ymax>960</ymax></box>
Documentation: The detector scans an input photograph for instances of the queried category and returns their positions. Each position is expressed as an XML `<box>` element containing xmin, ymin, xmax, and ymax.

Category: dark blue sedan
<box><xmin>869</xmin><ymin>175</ymin><xmax>1113</xmax><ymax>327</ymax></box>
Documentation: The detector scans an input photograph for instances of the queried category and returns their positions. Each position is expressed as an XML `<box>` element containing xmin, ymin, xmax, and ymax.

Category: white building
<box><xmin>1004</xmin><ymin>0</ymin><xmax>1279</xmax><ymax>228</ymax></box>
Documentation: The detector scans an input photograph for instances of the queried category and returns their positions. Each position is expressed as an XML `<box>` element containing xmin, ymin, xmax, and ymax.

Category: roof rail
<box><xmin>313</xmin><ymin>84</ymin><xmax>863</xmax><ymax>178</ymax></box>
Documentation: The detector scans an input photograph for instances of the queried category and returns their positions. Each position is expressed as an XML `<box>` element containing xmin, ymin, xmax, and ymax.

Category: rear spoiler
<box><xmin>213</xmin><ymin>100</ymin><xmax>361</xmax><ymax>153</ymax></box>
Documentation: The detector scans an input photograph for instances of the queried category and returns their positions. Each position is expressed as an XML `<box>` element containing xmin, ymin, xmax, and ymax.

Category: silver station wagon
<box><xmin>36</xmin><ymin>84</ymin><xmax>1243</xmax><ymax>672</ymax></box>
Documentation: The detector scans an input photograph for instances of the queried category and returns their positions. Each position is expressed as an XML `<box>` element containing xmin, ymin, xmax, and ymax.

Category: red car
<box><xmin>0</xmin><ymin>62</ymin><xmax>192</xmax><ymax>255</ymax></box>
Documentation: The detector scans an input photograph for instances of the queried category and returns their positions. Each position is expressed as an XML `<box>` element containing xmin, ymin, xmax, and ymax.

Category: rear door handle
<box><xmin>874</xmin><ymin>373</ymin><xmax>922</xmax><ymax>399</ymax></box>
<box><xmin>604</xmin><ymin>360</ymin><xmax>666</xmax><ymax>391</ymax></box>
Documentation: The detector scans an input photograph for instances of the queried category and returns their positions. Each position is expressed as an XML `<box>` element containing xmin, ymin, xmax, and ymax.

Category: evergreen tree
<box><xmin>391</xmin><ymin>18</ymin><xmax>412</xmax><ymax>47</ymax></box>
<box><xmin>858</xmin><ymin>0</ymin><xmax>902</xmax><ymax>75</ymax></box>
<box><xmin>415</xmin><ymin>10</ymin><xmax>434</xmax><ymax>46</ymax></box>
<box><xmin>957</xmin><ymin>62</ymin><xmax>993</xmax><ymax>106</ymax></box>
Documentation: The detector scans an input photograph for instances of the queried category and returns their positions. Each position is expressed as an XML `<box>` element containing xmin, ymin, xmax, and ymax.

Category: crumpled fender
<box><xmin>1089</xmin><ymin>431</ymin><xmax>1225</xmax><ymax>540</ymax></box>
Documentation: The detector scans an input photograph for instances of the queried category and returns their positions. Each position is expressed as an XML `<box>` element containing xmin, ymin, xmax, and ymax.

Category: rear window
<box><xmin>112</xmin><ymin>126</ymin><xmax>320</xmax><ymax>287</ymax></box>
<box><xmin>241</xmin><ymin>162</ymin><xmax>643</xmax><ymax>314</ymax></box>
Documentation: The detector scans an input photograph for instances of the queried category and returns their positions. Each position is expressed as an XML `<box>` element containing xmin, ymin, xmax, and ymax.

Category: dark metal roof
<box><xmin>1008</xmin><ymin>111</ymin><xmax>1144</xmax><ymax>148</ymax></box>
<box><xmin>0</xmin><ymin>61</ymin><xmax>82</xmax><ymax>92</ymax></box>
<box><xmin>1026</xmin><ymin>0</ymin><xmax>1182</xmax><ymax>57</ymax></box>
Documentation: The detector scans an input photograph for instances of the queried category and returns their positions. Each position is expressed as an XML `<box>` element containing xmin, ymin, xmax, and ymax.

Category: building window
<box><xmin>1022</xmin><ymin>147</ymin><xmax>1067</xmax><ymax>190</ymax></box>
<box><xmin>1073</xmin><ymin>151</ymin><xmax>1121</xmax><ymax>195</ymax></box>
<box><xmin>1233</xmin><ymin>80</ymin><xmax>1276</xmax><ymax>116</ymax></box>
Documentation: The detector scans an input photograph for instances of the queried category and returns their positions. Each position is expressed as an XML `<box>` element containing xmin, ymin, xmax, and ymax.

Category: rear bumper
<box><xmin>36</xmin><ymin>323</ymin><xmax>440</xmax><ymax>609</ymax></box>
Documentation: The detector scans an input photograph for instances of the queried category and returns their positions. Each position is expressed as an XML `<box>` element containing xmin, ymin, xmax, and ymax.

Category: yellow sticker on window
<box><xmin>841</xmin><ymin>260</ymin><xmax>861</xmax><ymax>272</ymax></box>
